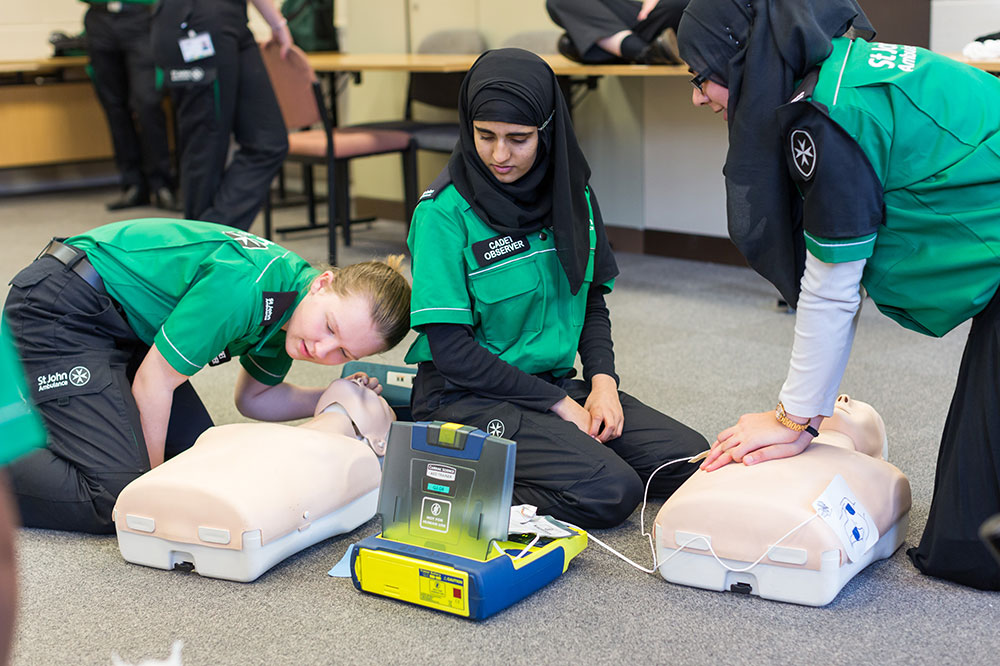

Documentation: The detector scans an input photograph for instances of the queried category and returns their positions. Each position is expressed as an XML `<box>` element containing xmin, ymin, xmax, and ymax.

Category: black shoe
<box><xmin>557</xmin><ymin>33</ymin><xmax>585</xmax><ymax>63</ymax></box>
<box><xmin>153</xmin><ymin>186</ymin><xmax>182</xmax><ymax>213</ymax></box>
<box><xmin>634</xmin><ymin>29</ymin><xmax>683</xmax><ymax>65</ymax></box>
<box><xmin>106</xmin><ymin>185</ymin><xmax>149</xmax><ymax>211</ymax></box>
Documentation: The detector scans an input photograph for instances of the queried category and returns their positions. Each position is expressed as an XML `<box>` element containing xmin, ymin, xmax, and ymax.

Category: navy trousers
<box><xmin>3</xmin><ymin>253</ymin><xmax>211</xmax><ymax>534</ymax></box>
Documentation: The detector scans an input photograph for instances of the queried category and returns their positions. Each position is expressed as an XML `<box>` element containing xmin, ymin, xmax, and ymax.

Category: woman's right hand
<box><xmin>550</xmin><ymin>395</ymin><xmax>593</xmax><ymax>436</ymax></box>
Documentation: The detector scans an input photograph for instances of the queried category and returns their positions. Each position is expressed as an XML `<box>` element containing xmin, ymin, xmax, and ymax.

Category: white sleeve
<box><xmin>778</xmin><ymin>251</ymin><xmax>865</xmax><ymax>418</ymax></box>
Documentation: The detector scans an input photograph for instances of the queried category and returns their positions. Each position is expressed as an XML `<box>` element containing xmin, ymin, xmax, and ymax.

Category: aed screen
<box><xmin>426</xmin><ymin>482</ymin><xmax>451</xmax><ymax>494</ymax></box>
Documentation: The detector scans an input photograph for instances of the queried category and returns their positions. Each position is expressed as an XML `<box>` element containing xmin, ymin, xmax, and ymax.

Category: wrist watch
<box><xmin>775</xmin><ymin>402</ymin><xmax>819</xmax><ymax>436</ymax></box>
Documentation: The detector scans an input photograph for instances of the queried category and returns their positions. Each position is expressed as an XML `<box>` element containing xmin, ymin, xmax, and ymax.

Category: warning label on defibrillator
<box><xmin>419</xmin><ymin>496</ymin><xmax>452</xmax><ymax>533</ymax></box>
<box><xmin>419</xmin><ymin>569</ymin><xmax>465</xmax><ymax>610</ymax></box>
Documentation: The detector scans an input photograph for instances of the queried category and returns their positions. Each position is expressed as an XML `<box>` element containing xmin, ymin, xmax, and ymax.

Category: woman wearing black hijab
<box><xmin>678</xmin><ymin>0</ymin><xmax>1000</xmax><ymax>589</ymax></box>
<box><xmin>404</xmin><ymin>48</ymin><xmax>707</xmax><ymax>529</ymax></box>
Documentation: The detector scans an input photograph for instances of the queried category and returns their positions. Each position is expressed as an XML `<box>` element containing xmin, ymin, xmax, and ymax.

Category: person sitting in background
<box><xmin>547</xmin><ymin>0</ymin><xmax>688</xmax><ymax>65</ymax></box>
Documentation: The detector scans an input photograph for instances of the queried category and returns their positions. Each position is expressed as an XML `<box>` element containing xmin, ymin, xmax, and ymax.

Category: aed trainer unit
<box><xmin>350</xmin><ymin>421</ymin><xmax>587</xmax><ymax>620</ymax></box>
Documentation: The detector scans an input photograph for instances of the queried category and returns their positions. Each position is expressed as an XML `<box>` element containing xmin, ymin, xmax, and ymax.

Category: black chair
<box><xmin>350</xmin><ymin>29</ymin><xmax>487</xmax><ymax>159</ymax></box>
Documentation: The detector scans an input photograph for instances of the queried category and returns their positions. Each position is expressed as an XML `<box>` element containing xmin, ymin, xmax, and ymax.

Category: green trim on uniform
<box><xmin>405</xmin><ymin>184</ymin><xmax>601</xmax><ymax>377</ymax></box>
<box><xmin>804</xmin><ymin>230</ymin><xmax>876</xmax><ymax>263</ymax></box>
<box><xmin>67</xmin><ymin>220</ymin><xmax>318</xmax><ymax>385</ymax></box>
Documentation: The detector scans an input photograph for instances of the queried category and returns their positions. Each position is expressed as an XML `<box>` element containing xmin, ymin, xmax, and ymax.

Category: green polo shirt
<box><xmin>404</xmin><ymin>184</ymin><xmax>609</xmax><ymax>377</ymax></box>
<box><xmin>0</xmin><ymin>329</ymin><xmax>46</xmax><ymax>466</ymax></box>
<box><xmin>797</xmin><ymin>37</ymin><xmax>1000</xmax><ymax>336</ymax></box>
<box><xmin>67</xmin><ymin>220</ymin><xmax>318</xmax><ymax>385</ymax></box>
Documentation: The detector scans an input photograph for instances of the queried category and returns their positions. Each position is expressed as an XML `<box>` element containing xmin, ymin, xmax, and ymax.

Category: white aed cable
<box><xmin>579</xmin><ymin>452</ymin><xmax>821</xmax><ymax>576</ymax></box>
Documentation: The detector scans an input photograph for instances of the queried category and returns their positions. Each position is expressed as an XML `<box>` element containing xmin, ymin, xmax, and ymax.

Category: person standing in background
<box><xmin>81</xmin><ymin>0</ymin><xmax>178</xmax><ymax>211</ymax></box>
<box><xmin>151</xmin><ymin>0</ymin><xmax>291</xmax><ymax>231</ymax></box>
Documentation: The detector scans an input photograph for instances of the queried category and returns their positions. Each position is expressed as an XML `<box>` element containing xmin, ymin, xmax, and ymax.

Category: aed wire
<box><xmin>577</xmin><ymin>454</ymin><xmax>821</xmax><ymax>576</ymax></box>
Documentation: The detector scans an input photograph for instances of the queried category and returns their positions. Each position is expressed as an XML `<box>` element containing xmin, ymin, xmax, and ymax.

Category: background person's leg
<box><xmin>121</xmin><ymin>10</ymin><xmax>174</xmax><ymax>203</ymax></box>
<box><xmin>199</xmin><ymin>32</ymin><xmax>288</xmax><ymax>231</ymax></box>
<box><xmin>152</xmin><ymin>2</ymin><xmax>238</xmax><ymax>222</ymax></box>
<box><xmin>84</xmin><ymin>9</ymin><xmax>147</xmax><ymax>208</ymax></box>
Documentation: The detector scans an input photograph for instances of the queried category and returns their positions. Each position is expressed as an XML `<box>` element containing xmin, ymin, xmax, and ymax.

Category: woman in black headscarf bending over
<box><xmin>678</xmin><ymin>0</ymin><xmax>1000</xmax><ymax>590</ymax></box>
<box><xmin>404</xmin><ymin>48</ymin><xmax>707</xmax><ymax>529</ymax></box>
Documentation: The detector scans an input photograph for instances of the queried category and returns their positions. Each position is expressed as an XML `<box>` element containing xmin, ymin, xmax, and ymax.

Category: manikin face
<box><xmin>283</xmin><ymin>272</ymin><xmax>385</xmax><ymax>366</ymax></box>
<box><xmin>315</xmin><ymin>376</ymin><xmax>396</xmax><ymax>445</ymax></box>
<box><xmin>691</xmin><ymin>78</ymin><xmax>730</xmax><ymax>121</ymax></box>
<box><xmin>473</xmin><ymin>120</ymin><xmax>539</xmax><ymax>184</ymax></box>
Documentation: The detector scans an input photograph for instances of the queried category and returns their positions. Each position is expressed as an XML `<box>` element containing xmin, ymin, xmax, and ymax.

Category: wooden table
<box><xmin>0</xmin><ymin>55</ymin><xmax>88</xmax><ymax>78</ymax></box>
<box><xmin>304</xmin><ymin>52</ymin><xmax>690</xmax><ymax>77</ymax></box>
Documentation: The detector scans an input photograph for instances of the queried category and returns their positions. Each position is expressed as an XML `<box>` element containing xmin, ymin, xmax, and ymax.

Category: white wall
<box><xmin>0</xmin><ymin>1</ymin><xmax>87</xmax><ymax>60</ymax></box>
<box><xmin>930</xmin><ymin>0</ymin><xmax>1000</xmax><ymax>52</ymax></box>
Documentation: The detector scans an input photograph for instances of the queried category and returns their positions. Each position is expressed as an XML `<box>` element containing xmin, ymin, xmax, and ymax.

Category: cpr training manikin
<box><xmin>654</xmin><ymin>395</ymin><xmax>911</xmax><ymax>605</ymax></box>
<box><xmin>113</xmin><ymin>377</ymin><xmax>394</xmax><ymax>582</ymax></box>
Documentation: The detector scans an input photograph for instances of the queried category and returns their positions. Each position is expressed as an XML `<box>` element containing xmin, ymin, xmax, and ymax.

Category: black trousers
<box><xmin>908</xmin><ymin>288</ymin><xmax>1000</xmax><ymax>590</ymax></box>
<box><xmin>546</xmin><ymin>0</ymin><xmax>687</xmax><ymax>63</ymax></box>
<box><xmin>151</xmin><ymin>0</ymin><xmax>288</xmax><ymax>231</ymax></box>
<box><xmin>2</xmin><ymin>253</ymin><xmax>212</xmax><ymax>534</ymax></box>
<box><xmin>84</xmin><ymin>5</ymin><xmax>172</xmax><ymax>192</ymax></box>
<box><xmin>413</xmin><ymin>379</ymin><xmax>707</xmax><ymax>529</ymax></box>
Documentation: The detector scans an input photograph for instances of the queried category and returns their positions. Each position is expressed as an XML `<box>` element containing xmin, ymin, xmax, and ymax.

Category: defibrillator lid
<box><xmin>377</xmin><ymin>421</ymin><xmax>516</xmax><ymax>560</ymax></box>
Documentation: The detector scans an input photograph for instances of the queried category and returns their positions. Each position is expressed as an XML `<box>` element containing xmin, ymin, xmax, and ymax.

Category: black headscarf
<box><xmin>449</xmin><ymin>48</ymin><xmax>604</xmax><ymax>295</ymax></box>
<box><xmin>677</xmin><ymin>0</ymin><xmax>874</xmax><ymax>307</ymax></box>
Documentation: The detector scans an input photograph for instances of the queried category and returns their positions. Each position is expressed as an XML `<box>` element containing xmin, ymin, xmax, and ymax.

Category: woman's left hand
<box><xmin>345</xmin><ymin>371</ymin><xmax>382</xmax><ymax>395</ymax></box>
<box><xmin>270</xmin><ymin>21</ymin><xmax>293</xmax><ymax>58</ymax></box>
<box><xmin>701</xmin><ymin>410</ymin><xmax>816</xmax><ymax>472</ymax></box>
<box><xmin>584</xmin><ymin>374</ymin><xmax>624</xmax><ymax>443</ymax></box>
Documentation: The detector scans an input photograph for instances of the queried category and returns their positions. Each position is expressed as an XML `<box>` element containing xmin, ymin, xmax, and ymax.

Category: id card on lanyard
<box><xmin>178</xmin><ymin>30</ymin><xmax>215</xmax><ymax>63</ymax></box>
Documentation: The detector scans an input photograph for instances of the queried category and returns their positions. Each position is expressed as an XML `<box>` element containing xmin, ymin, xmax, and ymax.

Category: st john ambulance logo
<box><xmin>487</xmin><ymin>419</ymin><xmax>505</xmax><ymax>437</ymax></box>
<box><xmin>69</xmin><ymin>366</ymin><xmax>91</xmax><ymax>387</ymax></box>
<box><xmin>790</xmin><ymin>129</ymin><xmax>817</xmax><ymax>180</ymax></box>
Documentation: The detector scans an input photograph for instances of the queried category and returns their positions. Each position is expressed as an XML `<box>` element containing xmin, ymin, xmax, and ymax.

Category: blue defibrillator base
<box><xmin>349</xmin><ymin>421</ymin><xmax>587</xmax><ymax>620</ymax></box>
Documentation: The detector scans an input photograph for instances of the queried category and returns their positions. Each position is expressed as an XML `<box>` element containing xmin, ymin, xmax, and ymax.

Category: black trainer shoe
<box><xmin>153</xmin><ymin>186</ymin><xmax>182</xmax><ymax>212</ymax></box>
<box><xmin>106</xmin><ymin>185</ymin><xmax>150</xmax><ymax>211</ymax></box>
<box><xmin>634</xmin><ymin>29</ymin><xmax>683</xmax><ymax>65</ymax></box>
<box><xmin>557</xmin><ymin>33</ymin><xmax>584</xmax><ymax>63</ymax></box>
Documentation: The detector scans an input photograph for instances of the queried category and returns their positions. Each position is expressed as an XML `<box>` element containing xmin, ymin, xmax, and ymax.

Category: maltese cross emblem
<box><xmin>224</xmin><ymin>230</ymin><xmax>272</xmax><ymax>250</ymax></box>
<box><xmin>487</xmin><ymin>419</ymin><xmax>505</xmax><ymax>437</ymax></box>
<box><xmin>790</xmin><ymin>129</ymin><xmax>817</xmax><ymax>180</ymax></box>
<box><xmin>69</xmin><ymin>366</ymin><xmax>91</xmax><ymax>387</ymax></box>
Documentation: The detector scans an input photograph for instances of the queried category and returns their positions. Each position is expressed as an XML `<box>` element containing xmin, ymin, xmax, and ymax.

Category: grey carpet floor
<box><xmin>2</xmin><ymin>187</ymin><xmax>997</xmax><ymax>665</ymax></box>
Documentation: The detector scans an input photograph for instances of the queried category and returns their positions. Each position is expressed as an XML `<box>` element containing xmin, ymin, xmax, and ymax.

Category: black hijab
<box><xmin>677</xmin><ymin>0</ymin><xmax>874</xmax><ymax>307</ymax></box>
<box><xmin>449</xmin><ymin>48</ymin><xmax>606</xmax><ymax>295</ymax></box>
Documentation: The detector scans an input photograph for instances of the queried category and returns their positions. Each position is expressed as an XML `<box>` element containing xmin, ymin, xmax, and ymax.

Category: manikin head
<box><xmin>312</xmin><ymin>377</ymin><xmax>396</xmax><ymax>455</ymax></box>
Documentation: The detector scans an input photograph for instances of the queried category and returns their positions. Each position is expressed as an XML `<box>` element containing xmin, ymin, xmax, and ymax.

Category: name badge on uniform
<box><xmin>471</xmin><ymin>234</ymin><xmax>531</xmax><ymax>268</ymax></box>
<box><xmin>208</xmin><ymin>349</ymin><xmax>231</xmax><ymax>366</ymax></box>
<box><xmin>261</xmin><ymin>291</ymin><xmax>298</xmax><ymax>326</ymax></box>
<box><xmin>179</xmin><ymin>31</ymin><xmax>215</xmax><ymax>63</ymax></box>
